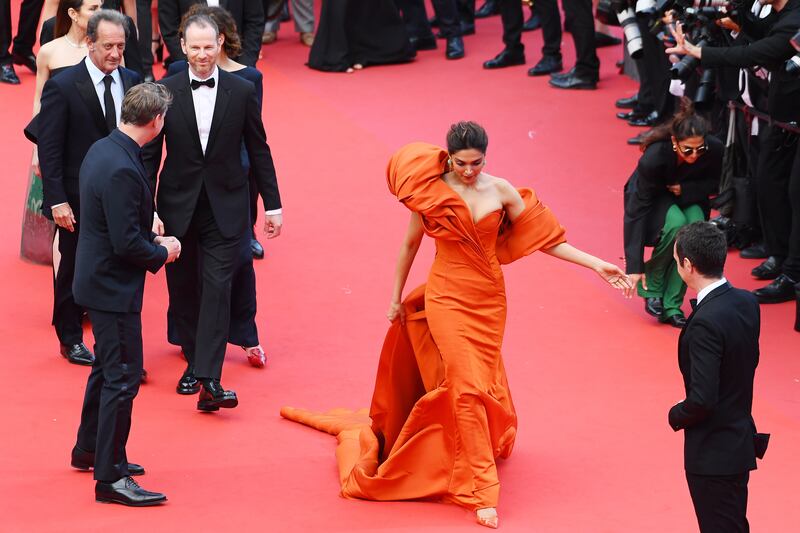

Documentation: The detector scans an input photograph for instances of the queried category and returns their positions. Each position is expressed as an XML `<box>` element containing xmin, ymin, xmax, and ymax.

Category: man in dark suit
<box><xmin>37</xmin><ymin>9</ymin><xmax>141</xmax><ymax>366</ymax></box>
<box><xmin>71</xmin><ymin>82</ymin><xmax>180</xmax><ymax>506</ymax></box>
<box><xmin>669</xmin><ymin>221</ymin><xmax>765</xmax><ymax>532</ymax></box>
<box><xmin>0</xmin><ymin>0</ymin><xmax>43</xmax><ymax>83</ymax></box>
<box><xmin>159</xmin><ymin>0</ymin><xmax>265</xmax><ymax>67</ymax></box>
<box><xmin>143</xmin><ymin>13</ymin><xmax>282</xmax><ymax>411</ymax></box>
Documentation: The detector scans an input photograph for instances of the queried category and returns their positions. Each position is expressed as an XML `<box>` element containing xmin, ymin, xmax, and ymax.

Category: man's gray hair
<box><xmin>121</xmin><ymin>83</ymin><xmax>173</xmax><ymax>126</ymax></box>
<box><xmin>86</xmin><ymin>9</ymin><xmax>128</xmax><ymax>43</ymax></box>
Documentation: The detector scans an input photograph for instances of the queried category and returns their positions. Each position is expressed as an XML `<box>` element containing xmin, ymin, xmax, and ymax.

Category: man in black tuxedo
<box><xmin>37</xmin><ymin>9</ymin><xmax>141</xmax><ymax>366</ymax></box>
<box><xmin>669</xmin><ymin>222</ymin><xmax>766</xmax><ymax>532</ymax></box>
<box><xmin>143</xmin><ymin>13</ymin><xmax>282</xmax><ymax>411</ymax></box>
<box><xmin>72</xmin><ymin>82</ymin><xmax>180</xmax><ymax>506</ymax></box>
<box><xmin>159</xmin><ymin>0</ymin><xmax>264</xmax><ymax>67</ymax></box>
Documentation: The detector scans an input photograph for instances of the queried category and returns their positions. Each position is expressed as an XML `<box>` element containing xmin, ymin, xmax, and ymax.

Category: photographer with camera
<box><xmin>623</xmin><ymin>99</ymin><xmax>723</xmax><ymax>328</ymax></box>
<box><xmin>667</xmin><ymin>0</ymin><xmax>800</xmax><ymax>306</ymax></box>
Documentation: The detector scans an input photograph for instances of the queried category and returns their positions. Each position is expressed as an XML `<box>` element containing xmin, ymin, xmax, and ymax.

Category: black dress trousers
<box><xmin>756</xmin><ymin>125</ymin><xmax>798</xmax><ymax>261</ymax></box>
<box><xmin>535</xmin><ymin>0</ymin><xmax>563</xmax><ymax>60</ymax></box>
<box><xmin>53</xmin><ymin>210</ymin><xmax>85</xmax><ymax>346</ymax></box>
<box><xmin>498</xmin><ymin>0</ymin><xmax>524</xmax><ymax>54</ymax></box>
<box><xmin>686</xmin><ymin>471</ymin><xmax>750</xmax><ymax>533</ymax></box>
<box><xmin>561</xmin><ymin>0</ymin><xmax>598</xmax><ymax>79</ymax></box>
<box><xmin>0</xmin><ymin>0</ymin><xmax>44</xmax><ymax>63</ymax></box>
<box><xmin>76</xmin><ymin>309</ymin><xmax>143</xmax><ymax>482</ymax></box>
<box><xmin>781</xmin><ymin>141</ymin><xmax>800</xmax><ymax>280</ymax></box>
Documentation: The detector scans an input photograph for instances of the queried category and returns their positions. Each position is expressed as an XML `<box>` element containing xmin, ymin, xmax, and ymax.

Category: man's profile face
<box><xmin>88</xmin><ymin>20</ymin><xmax>125</xmax><ymax>74</ymax></box>
<box><xmin>182</xmin><ymin>23</ymin><xmax>222</xmax><ymax>79</ymax></box>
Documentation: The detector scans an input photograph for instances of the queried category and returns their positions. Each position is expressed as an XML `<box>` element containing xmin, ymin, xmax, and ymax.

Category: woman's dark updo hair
<box><xmin>640</xmin><ymin>98</ymin><xmax>709</xmax><ymax>152</ymax></box>
<box><xmin>446</xmin><ymin>121</ymin><xmax>489</xmax><ymax>154</ymax></box>
<box><xmin>55</xmin><ymin>0</ymin><xmax>85</xmax><ymax>39</ymax></box>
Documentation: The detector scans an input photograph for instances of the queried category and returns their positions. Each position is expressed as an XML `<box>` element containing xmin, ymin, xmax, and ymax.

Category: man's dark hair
<box><xmin>675</xmin><ymin>221</ymin><xmax>727</xmax><ymax>278</ymax></box>
<box><xmin>181</xmin><ymin>13</ymin><xmax>219</xmax><ymax>39</ymax></box>
<box><xmin>446</xmin><ymin>121</ymin><xmax>489</xmax><ymax>154</ymax></box>
<box><xmin>121</xmin><ymin>83</ymin><xmax>173</xmax><ymax>126</ymax></box>
<box><xmin>86</xmin><ymin>9</ymin><xmax>127</xmax><ymax>42</ymax></box>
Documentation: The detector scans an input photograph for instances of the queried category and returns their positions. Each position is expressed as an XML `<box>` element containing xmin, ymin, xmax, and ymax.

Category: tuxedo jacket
<box><xmin>669</xmin><ymin>283</ymin><xmax>761</xmax><ymax>476</ymax></box>
<box><xmin>142</xmin><ymin>69</ymin><xmax>281</xmax><ymax>239</ymax></box>
<box><xmin>159</xmin><ymin>0</ymin><xmax>265</xmax><ymax>67</ymax></box>
<box><xmin>36</xmin><ymin>60</ymin><xmax>140</xmax><ymax>218</ymax></box>
<box><xmin>74</xmin><ymin>130</ymin><xmax>168</xmax><ymax>313</ymax></box>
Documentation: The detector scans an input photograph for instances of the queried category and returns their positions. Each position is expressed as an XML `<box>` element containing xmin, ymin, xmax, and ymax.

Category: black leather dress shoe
<box><xmin>550</xmin><ymin>66</ymin><xmax>576</xmax><ymax>80</ymax></box>
<box><xmin>461</xmin><ymin>23</ymin><xmax>476</xmax><ymax>36</ymax></box>
<box><xmin>251</xmin><ymin>237</ymin><xmax>264</xmax><ymax>259</ymax></box>
<box><xmin>177</xmin><ymin>367</ymin><xmax>200</xmax><ymax>395</ymax></box>
<box><xmin>0</xmin><ymin>63</ymin><xmax>20</xmax><ymax>84</ymax></box>
<box><xmin>60</xmin><ymin>343</ymin><xmax>95</xmax><ymax>365</ymax></box>
<box><xmin>740</xmin><ymin>243</ymin><xmax>768</xmax><ymax>259</ymax></box>
<box><xmin>549</xmin><ymin>72</ymin><xmax>597</xmax><ymax>90</ymax></box>
<box><xmin>483</xmin><ymin>48</ymin><xmax>525</xmax><ymax>69</ymax></box>
<box><xmin>628</xmin><ymin>110</ymin><xmax>659</xmax><ymax>127</ymax></box>
<box><xmin>627</xmin><ymin>132</ymin><xmax>648</xmax><ymax>145</ymax></box>
<box><xmin>96</xmin><ymin>477</ymin><xmax>166</xmax><ymax>507</ymax></box>
<box><xmin>12</xmin><ymin>51</ymin><xmax>36</xmax><ymax>73</ymax></box>
<box><xmin>751</xmin><ymin>256</ymin><xmax>783</xmax><ymax>280</ymax></box>
<box><xmin>410</xmin><ymin>35</ymin><xmax>437</xmax><ymax>51</ymax></box>
<box><xmin>197</xmin><ymin>380</ymin><xmax>238</xmax><ymax>411</ymax></box>
<box><xmin>753</xmin><ymin>274</ymin><xmax>797</xmax><ymax>304</ymax></box>
<box><xmin>528</xmin><ymin>55</ymin><xmax>562</xmax><ymax>76</ymax></box>
<box><xmin>595</xmin><ymin>31</ymin><xmax>622</xmax><ymax>47</ymax></box>
<box><xmin>644</xmin><ymin>297</ymin><xmax>664</xmax><ymax>318</ymax></box>
<box><xmin>72</xmin><ymin>445</ymin><xmax>145</xmax><ymax>476</ymax></box>
<box><xmin>616</xmin><ymin>94</ymin><xmax>638</xmax><ymax>109</ymax></box>
<box><xmin>661</xmin><ymin>314</ymin><xmax>687</xmax><ymax>329</ymax></box>
<box><xmin>476</xmin><ymin>0</ymin><xmax>500</xmax><ymax>17</ymax></box>
<box><xmin>140</xmin><ymin>369</ymin><xmax>148</xmax><ymax>384</ymax></box>
<box><xmin>446</xmin><ymin>36</ymin><xmax>465</xmax><ymax>60</ymax></box>
<box><xmin>616</xmin><ymin>110</ymin><xmax>640</xmax><ymax>120</ymax></box>
<box><xmin>523</xmin><ymin>13</ymin><xmax>541</xmax><ymax>31</ymax></box>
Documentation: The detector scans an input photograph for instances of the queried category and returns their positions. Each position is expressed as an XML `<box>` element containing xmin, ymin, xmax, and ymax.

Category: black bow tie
<box><xmin>190</xmin><ymin>78</ymin><xmax>215</xmax><ymax>90</ymax></box>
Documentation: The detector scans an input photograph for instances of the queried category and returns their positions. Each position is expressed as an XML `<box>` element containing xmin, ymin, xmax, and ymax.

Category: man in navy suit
<box><xmin>670</xmin><ymin>221</ymin><xmax>766</xmax><ymax>532</ymax></box>
<box><xmin>71</xmin><ymin>82</ymin><xmax>181</xmax><ymax>506</ymax></box>
<box><xmin>37</xmin><ymin>9</ymin><xmax>141</xmax><ymax>365</ymax></box>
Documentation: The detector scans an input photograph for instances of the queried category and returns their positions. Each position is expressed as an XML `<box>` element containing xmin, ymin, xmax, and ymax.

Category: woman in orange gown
<box><xmin>281</xmin><ymin>122</ymin><xmax>631</xmax><ymax>528</ymax></box>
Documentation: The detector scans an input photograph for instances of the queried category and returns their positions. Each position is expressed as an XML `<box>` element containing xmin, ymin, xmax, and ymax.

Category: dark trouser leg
<box><xmin>686</xmin><ymin>471</ymin><xmax>750</xmax><ymax>533</ymax></box>
<box><xmin>395</xmin><ymin>0</ymin><xmax>436</xmax><ymax>40</ymax></box>
<box><xmin>458</xmin><ymin>0</ymin><xmax>475</xmax><ymax>24</ymax></box>
<box><xmin>756</xmin><ymin>125</ymin><xmax>797</xmax><ymax>259</ymax></box>
<box><xmin>53</xmin><ymin>223</ymin><xmax>84</xmax><ymax>345</ymax></box>
<box><xmin>498</xmin><ymin>0</ymin><xmax>523</xmax><ymax>53</ymax></box>
<box><xmin>536</xmin><ymin>0</ymin><xmax>562</xmax><ymax>59</ymax></box>
<box><xmin>249</xmin><ymin>170</ymin><xmax>259</xmax><ymax>229</ymax></box>
<box><xmin>136</xmin><ymin>0</ymin><xmax>153</xmax><ymax>74</ymax></box>
<box><xmin>11</xmin><ymin>0</ymin><xmax>43</xmax><ymax>56</ymax></box>
<box><xmin>228</xmin><ymin>235</ymin><xmax>259</xmax><ymax>348</ymax></box>
<box><xmin>0</xmin><ymin>0</ymin><xmax>11</xmax><ymax>63</ymax></box>
<box><xmin>165</xmin><ymin>220</ymin><xmax>200</xmax><ymax>366</ymax></box>
<box><xmin>431</xmin><ymin>0</ymin><xmax>463</xmax><ymax>38</ymax></box>
<box><xmin>78</xmin><ymin>309</ymin><xmax>143</xmax><ymax>482</ymax></box>
<box><xmin>562</xmin><ymin>0</ymin><xmax>598</xmax><ymax>79</ymax></box>
<box><xmin>782</xmin><ymin>143</ymin><xmax>800</xmax><ymax>280</ymax></box>
<box><xmin>191</xmin><ymin>195</ymin><xmax>240</xmax><ymax>381</ymax></box>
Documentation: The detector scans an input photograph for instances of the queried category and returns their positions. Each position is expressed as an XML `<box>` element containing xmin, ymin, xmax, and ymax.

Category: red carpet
<box><xmin>1</xmin><ymin>5</ymin><xmax>798</xmax><ymax>531</ymax></box>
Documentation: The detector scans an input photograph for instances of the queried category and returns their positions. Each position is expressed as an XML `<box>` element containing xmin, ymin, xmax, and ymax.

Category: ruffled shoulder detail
<box><xmin>386</xmin><ymin>142</ymin><xmax>461</xmax><ymax>215</ymax></box>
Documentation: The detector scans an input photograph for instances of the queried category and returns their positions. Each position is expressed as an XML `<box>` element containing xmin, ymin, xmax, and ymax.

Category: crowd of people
<box><xmin>0</xmin><ymin>0</ymin><xmax>793</xmax><ymax>530</ymax></box>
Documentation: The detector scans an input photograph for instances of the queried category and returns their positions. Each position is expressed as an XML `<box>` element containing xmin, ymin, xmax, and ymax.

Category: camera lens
<box><xmin>618</xmin><ymin>8</ymin><xmax>644</xmax><ymax>59</ymax></box>
<box><xmin>786</xmin><ymin>55</ymin><xmax>800</xmax><ymax>77</ymax></box>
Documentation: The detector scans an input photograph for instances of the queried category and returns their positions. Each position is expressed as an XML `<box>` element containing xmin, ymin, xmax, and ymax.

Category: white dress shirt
<box><xmin>84</xmin><ymin>55</ymin><xmax>123</xmax><ymax>125</ymax></box>
<box><xmin>188</xmin><ymin>66</ymin><xmax>219</xmax><ymax>154</ymax></box>
<box><xmin>697</xmin><ymin>277</ymin><xmax>728</xmax><ymax>305</ymax></box>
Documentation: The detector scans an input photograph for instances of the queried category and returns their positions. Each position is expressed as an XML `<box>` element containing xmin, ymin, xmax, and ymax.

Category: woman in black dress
<box><xmin>308</xmin><ymin>0</ymin><xmax>415</xmax><ymax>72</ymax></box>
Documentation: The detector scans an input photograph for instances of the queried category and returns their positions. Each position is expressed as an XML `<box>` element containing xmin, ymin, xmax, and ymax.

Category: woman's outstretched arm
<box><xmin>543</xmin><ymin>243</ymin><xmax>633</xmax><ymax>293</ymax></box>
<box><xmin>387</xmin><ymin>212</ymin><xmax>424</xmax><ymax>325</ymax></box>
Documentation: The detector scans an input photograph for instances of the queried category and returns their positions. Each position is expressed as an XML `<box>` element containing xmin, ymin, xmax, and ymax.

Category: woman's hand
<box><xmin>665</xmin><ymin>22</ymin><xmax>702</xmax><ymax>59</ymax></box>
<box><xmin>386</xmin><ymin>301</ymin><xmax>406</xmax><ymax>325</ymax></box>
<box><xmin>594</xmin><ymin>261</ymin><xmax>633</xmax><ymax>293</ymax></box>
<box><xmin>667</xmin><ymin>184</ymin><xmax>682</xmax><ymax>196</ymax></box>
<box><xmin>625</xmin><ymin>273</ymin><xmax>646</xmax><ymax>299</ymax></box>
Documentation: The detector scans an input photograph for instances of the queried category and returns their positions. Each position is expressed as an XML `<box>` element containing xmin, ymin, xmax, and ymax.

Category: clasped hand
<box><xmin>386</xmin><ymin>301</ymin><xmax>406</xmax><ymax>325</ymax></box>
<box><xmin>264</xmin><ymin>213</ymin><xmax>283</xmax><ymax>239</ymax></box>
<box><xmin>155</xmin><ymin>235</ymin><xmax>182</xmax><ymax>263</ymax></box>
<box><xmin>52</xmin><ymin>203</ymin><xmax>77</xmax><ymax>232</ymax></box>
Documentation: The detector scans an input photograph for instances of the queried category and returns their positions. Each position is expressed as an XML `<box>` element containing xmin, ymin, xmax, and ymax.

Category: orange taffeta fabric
<box><xmin>281</xmin><ymin>142</ymin><xmax>567</xmax><ymax>511</ymax></box>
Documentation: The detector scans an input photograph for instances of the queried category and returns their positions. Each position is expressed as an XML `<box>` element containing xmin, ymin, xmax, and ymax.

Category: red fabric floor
<box><xmin>0</xmin><ymin>7</ymin><xmax>798</xmax><ymax>532</ymax></box>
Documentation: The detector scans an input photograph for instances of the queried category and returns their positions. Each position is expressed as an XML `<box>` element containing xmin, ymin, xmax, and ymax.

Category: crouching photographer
<box><xmin>666</xmin><ymin>0</ymin><xmax>800</xmax><ymax>308</ymax></box>
<box><xmin>623</xmin><ymin>99</ymin><xmax>723</xmax><ymax>328</ymax></box>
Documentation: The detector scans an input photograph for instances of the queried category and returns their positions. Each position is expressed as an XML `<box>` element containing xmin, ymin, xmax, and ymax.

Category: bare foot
<box><xmin>476</xmin><ymin>508</ymin><xmax>498</xmax><ymax>529</ymax></box>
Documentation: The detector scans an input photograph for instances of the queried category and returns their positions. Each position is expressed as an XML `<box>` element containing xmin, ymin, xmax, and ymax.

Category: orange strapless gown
<box><xmin>281</xmin><ymin>143</ymin><xmax>566</xmax><ymax>511</ymax></box>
